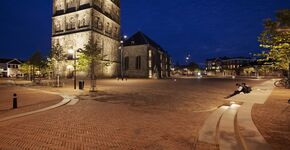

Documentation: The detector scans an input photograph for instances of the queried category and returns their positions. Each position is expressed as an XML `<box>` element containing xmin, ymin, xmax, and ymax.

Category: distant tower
<box><xmin>52</xmin><ymin>0</ymin><xmax>121</xmax><ymax>77</ymax></box>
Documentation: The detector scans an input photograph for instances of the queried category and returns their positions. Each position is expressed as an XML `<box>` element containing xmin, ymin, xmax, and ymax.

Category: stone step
<box><xmin>67</xmin><ymin>95</ymin><xmax>79</xmax><ymax>105</ymax></box>
<box><xmin>198</xmin><ymin>106</ymin><xmax>229</xmax><ymax>144</ymax></box>
<box><xmin>237</xmin><ymin>103</ymin><xmax>272</xmax><ymax>150</ymax></box>
<box><xmin>218</xmin><ymin>104</ymin><xmax>243</xmax><ymax>150</ymax></box>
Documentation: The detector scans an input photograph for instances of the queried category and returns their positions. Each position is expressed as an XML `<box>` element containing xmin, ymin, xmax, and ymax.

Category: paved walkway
<box><xmin>0</xmin><ymin>86</ymin><xmax>62</xmax><ymax>111</ymax></box>
<box><xmin>0</xmin><ymin>88</ymin><xmax>77</xmax><ymax>122</ymax></box>
<box><xmin>0</xmin><ymin>95</ymin><xmax>71</xmax><ymax>122</ymax></box>
<box><xmin>198</xmin><ymin>80</ymin><xmax>274</xmax><ymax>150</ymax></box>
<box><xmin>0</xmin><ymin>78</ymin><xmax>268</xmax><ymax>149</ymax></box>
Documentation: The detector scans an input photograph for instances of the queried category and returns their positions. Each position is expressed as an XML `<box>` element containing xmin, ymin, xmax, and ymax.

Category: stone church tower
<box><xmin>52</xmin><ymin>0</ymin><xmax>120</xmax><ymax>77</ymax></box>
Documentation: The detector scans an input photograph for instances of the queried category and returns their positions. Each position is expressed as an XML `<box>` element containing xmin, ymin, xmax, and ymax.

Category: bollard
<box><xmin>13</xmin><ymin>93</ymin><xmax>17</xmax><ymax>109</ymax></box>
<box><xmin>79</xmin><ymin>81</ymin><xmax>85</xmax><ymax>90</ymax></box>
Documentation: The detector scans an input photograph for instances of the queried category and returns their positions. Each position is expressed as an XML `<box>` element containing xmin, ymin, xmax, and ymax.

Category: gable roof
<box><xmin>0</xmin><ymin>58</ymin><xmax>22</xmax><ymax>64</ymax></box>
<box><xmin>124</xmin><ymin>31</ymin><xmax>166</xmax><ymax>52</ymax></box>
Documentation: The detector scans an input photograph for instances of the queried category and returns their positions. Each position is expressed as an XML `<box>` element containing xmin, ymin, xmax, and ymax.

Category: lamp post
<box><xmin>68</xmin><ymin>48</ymin><xmax>82</xmax><ymax>90</ymax></box>
<box><xmin>68</xmin><ymin>49</ymin><xmax>76</xmax><ymax>89</ymax></box>
<box><xmin>186</xmin><ymin>54</ymin><xmax>190</xmax><ymax>76</ymax></box>
<box><xmin>47</xmin><ymin>58</ymin><xmax>52</xmax><ymax>80</ymax></box>
<box><xmin>120</xmin><ymin>35</ymin><xmax>127</xmax><ymax>81</ymax></box>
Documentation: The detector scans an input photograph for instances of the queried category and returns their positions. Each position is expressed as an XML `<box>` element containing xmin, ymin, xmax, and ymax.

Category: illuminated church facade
<box><xmin>51</xmin><ymin>0</ymin><xmax>121</xmax><ymax>77</ymax></box>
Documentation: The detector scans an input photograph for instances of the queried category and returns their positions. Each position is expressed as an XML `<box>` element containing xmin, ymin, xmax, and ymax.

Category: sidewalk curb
<box><xmin>0</xmin><ymin>92</ymin><xmax>73</xmax><ymax>122</ymax></box>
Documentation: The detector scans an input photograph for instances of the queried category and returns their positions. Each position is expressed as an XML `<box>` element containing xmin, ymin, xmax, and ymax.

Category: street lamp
<box><xmin>186</xmin><ymin>54</ymin><xmax>190</xmax><ymax>76</ymax></box>
<box><xmin>120</xmin><ymin>35</ymin><xmax>127</xmax><ymax>80</ymax></box>
<box><xmin>68</xmin><ymin>48</ymin><xmax>82</xmax><ymax>90</ymax></box>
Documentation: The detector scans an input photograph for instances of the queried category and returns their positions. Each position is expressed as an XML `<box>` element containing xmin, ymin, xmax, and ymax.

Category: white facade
<box><xmin>0</xmin><ymin>59</ymin><xmax>22</xmax><ymax>77</ymax></box>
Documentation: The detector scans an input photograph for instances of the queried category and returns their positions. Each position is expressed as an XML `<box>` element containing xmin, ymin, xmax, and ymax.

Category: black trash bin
<box><xmin>79</xmin><ymin>80</ymin><xmax>85</xmax><ymax>90</ymax></box>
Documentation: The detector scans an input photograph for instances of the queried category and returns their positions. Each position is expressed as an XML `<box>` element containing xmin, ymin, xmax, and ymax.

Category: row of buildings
<box><xmin>206</xmin><ymin>57</ymin><xmax>254</xmax><ymax>76</ymax></box>
<box><xmin>205</xmin><ymin>57</ymin><xmax>280</xmax><ymax>77</ymax></box>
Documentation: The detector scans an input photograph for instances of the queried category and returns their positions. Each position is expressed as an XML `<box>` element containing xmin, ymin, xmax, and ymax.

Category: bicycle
<box><xmin>274</xmin><ymin>78</ymin><xmax>289</xmax><ymax>88</ymax></box>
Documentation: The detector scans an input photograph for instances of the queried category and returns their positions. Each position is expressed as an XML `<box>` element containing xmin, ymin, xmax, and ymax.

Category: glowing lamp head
<box><xmin>66</xmin><ymin>65</ymin><xmax>74</xmax><ymax>70</ymax></box>
<box><xmin>68</xmin><ymin>49</ymin><xmax>74</xmax><ymax>54</ymax></box>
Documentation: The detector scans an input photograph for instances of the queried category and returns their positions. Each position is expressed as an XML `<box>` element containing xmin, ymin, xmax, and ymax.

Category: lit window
<box><xmin>148</xmin><ymin>60</ymin><xmax>152</xmax><ymax>68</ymax></box>
<box><xmin>148</xmin><ymin>50</ymin><xmax>152</xmax><ymax>58</ymax></box>
<box><xmin>149</xmin><ymin>70</ymin><xmax>153</xmax><ymax>78</ymax></box>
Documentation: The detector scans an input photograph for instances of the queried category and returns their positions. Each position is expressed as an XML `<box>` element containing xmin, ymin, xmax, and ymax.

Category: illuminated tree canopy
<box><xmin>258</xmin><ymin>9</ymin><xmax>290</xmax><ymax>72</ymax></box>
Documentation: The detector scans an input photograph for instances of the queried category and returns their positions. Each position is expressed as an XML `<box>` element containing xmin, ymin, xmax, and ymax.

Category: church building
<box><xmin>51</xmin><ymin>0</ymin><xmax>121</xmax><ymax>77</ymax></box>
<box><xmin>123</xmin><ymin>32</ymin><xmax>171</xmax><ymax>79</ymax></box>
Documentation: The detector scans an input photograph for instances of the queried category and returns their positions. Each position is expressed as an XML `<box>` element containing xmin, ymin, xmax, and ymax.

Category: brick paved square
<box><xmin>0</xmin><ymin>78</ymin><xmax>266</xmax><ymax>149</ymax></box>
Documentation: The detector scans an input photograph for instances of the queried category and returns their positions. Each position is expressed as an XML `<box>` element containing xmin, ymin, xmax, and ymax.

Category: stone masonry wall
<box><xmin>123</xmin><ymin>45</ymin><xmax>148</xmax><ymax>78</ymax></box>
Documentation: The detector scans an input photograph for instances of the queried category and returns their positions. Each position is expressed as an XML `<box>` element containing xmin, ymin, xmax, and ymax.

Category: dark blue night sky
<box><xmin>0</xmin><ymin>0</ymin><xmax>289</xmax><ymax>65</ymax></box>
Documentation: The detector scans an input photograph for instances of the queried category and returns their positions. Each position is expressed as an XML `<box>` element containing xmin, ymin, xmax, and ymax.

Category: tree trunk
<box><xmin>28</xmin><ymin>65</ymin><xmax>31</xmax><ymax>81</ymax></box>
<box><xmin>288</xmin><ymin>62</ymin><xmax>290</xmax><ymax>89</ymax></box>
<box><xmin>90</xmin><ymin>60</ymin><xmax>96</xmax><ymax>92</ymax></box>
<box><xmin>56</xmin><ymin>61</ymin><xmax>60</xmax><ymax>87</ymax></box>
<box><xmin>57</xmin><ymin>75</ymin><xmax>60</xmax><ymax>87</ymax></box>
<box><xmin>32</xmin><ymin>66</ymin><xmax>35</xmax><ymax>81</ymax></box>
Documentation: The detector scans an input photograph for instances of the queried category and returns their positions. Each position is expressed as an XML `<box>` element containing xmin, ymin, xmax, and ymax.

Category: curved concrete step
<box><xmin>218</xmin><ymin>104</ymin><xmax>243</xmax><ymax>150</ymax></box>
<box><xmin>198</xmin><ymin>106</ymin><xmax>230</xmax><ymax>144</ymax></box>
<box><xmin>0</xmin><ymin>95</ymin><xmax>71</xmax><ymax>122</ymax></box>
<box><xmin>67</xmin><ymin>97</ymin><xmax>79</xmax><ymax>105</ymax></box>
<box><xmin>237</xmin><ymin>103</ymin><xmax>272</xmax><ymax>150</ymax></box>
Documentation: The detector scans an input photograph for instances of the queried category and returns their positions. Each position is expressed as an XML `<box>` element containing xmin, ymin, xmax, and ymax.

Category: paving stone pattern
<box><xmin>0</xmin><ymin>101</ymin><xmax>208</xmax><ymax>149</ymax></box>
<box><xmin>0</xmin><ymin>78</ymin><xmax>266</xmax><ymax>149</ymax></box>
